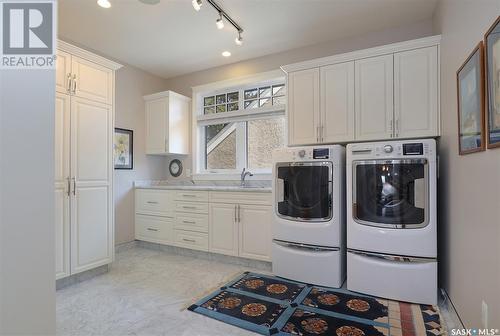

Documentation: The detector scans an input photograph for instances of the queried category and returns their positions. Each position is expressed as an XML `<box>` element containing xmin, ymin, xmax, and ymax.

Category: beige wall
<box><xmin>114</xmin><ymin>65</ymin><xmax>170</xmax><ymax>244</ymax></box>
<box><xmin>433</xmin><ymin>0</ymin><xmax>500</xmax><ymax>328</ymax></box>
<box><xmin>163</xmin><ymin>19</ymin><xmax>435</xmax><ymax>179</ymax></box>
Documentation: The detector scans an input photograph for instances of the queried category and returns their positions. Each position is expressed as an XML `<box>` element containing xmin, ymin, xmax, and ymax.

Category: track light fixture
<box><xmin>235</xmin><ymin>32</ymin><xmax>243</xmax><ymax>46</ymax></box>
<box><xmin>192</xmin><ymin>0</ymin><xmax>202</xmax><ymax>11</ymax></box>
<box><xmin>216</xmin><ymin>12</ymin><xmax>224</xmax><ymax>29</ymax></box>
<box><xmin>192</xmin><ymin>0</ymin><xmax>244</xmax><ymax>48</ymax></box>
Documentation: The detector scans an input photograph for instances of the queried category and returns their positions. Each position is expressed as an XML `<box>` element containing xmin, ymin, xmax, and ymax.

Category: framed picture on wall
<box><xmin>114</xmin><ymin>128</ymin><xmax>133</xmax><ymax>169</ymax></box>
<box><xmin>456</xmin><ymin>42</ymin><xmax>486</xmax><ymax>155</ymax></box>
<box><xmin>484</xmin><ymin>15</ymin><xmax>500</xmax><ymax>149</ymax></box>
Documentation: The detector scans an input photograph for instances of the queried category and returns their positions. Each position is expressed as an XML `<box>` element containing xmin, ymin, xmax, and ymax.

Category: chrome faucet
<box><xmin>240</xmin><ymin>168</ymin><xmax>253</xmax><ymax>187</ymax></box>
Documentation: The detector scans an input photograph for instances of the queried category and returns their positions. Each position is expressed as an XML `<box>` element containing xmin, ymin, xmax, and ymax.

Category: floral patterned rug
<box><xmin>188</xmin><ymin>272</ymin><xmax>447</xmax><ymax>336</ymax></box>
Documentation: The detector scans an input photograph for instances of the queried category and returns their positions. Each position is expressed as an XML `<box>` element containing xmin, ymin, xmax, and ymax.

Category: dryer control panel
<box><xmin>348</xmin><ymin>139</ymin><xmax>435</xmax><ymax>159</ymax></box>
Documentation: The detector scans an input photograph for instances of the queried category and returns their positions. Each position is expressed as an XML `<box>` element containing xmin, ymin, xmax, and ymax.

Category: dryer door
<box><xmin>353</xmin><ymin>159</ymin><xmax>428</xmax><ymax>228</ymax></box>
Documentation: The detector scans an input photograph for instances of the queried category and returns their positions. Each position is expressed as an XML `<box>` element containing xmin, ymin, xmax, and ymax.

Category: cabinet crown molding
<box><xmin>143</xmin><ymin>90</ymin><xmax>191</xmax><ymax>102</ymax></box>
<box><xmin>281</xmin><ymin>35</ymin><xmax>441</xmax><ymax>73</ymax></box>
<box><xmin>58</xmin><ymin>39</ymin><xmax>123</xmax><ymax>70</ymax></box>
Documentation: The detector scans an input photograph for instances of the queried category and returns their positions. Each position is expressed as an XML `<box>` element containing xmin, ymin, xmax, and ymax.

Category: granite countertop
<box><xmin>134</xmin><ymin>180</ymin><xmax>272</xmax><ymax>193</ymax></box>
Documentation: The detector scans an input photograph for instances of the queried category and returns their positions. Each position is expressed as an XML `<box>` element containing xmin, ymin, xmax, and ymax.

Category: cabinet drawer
<box><xmin>209</xmin><ymin>191</ymin><xmax>272</xmax><ymax>206</ymax></box>
<box><xmin>135</xmin><ymin>189</ymin><xmax>175</xmax><ymax>216</ymax></box>
<box><xmin>175</xmin><ymin>213</ymin><xmax>208</xmax><ymax>233</ymax></box>
<box><xmin>175</xmin><ymin>201</ymin><xmax>209</xmax><ymax>214</ymax></box>
<box><xmin>135</xmin><ymin>214</ymin><xmax>173</xmax><ymax>244</ymax></box>
<box><xmin>175</xmin><ymin>190</ymin><xmax>209</xmax><ymax>202</ymax></box>
<box><xmin>174</xmin><ymin>230</ymin><xmax>208</xmax><ymax>251</ymax></box>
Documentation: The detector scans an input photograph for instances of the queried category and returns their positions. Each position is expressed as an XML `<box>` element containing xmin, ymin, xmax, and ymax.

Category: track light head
<box><xmin>192</xmin><ymin>0</ymin><xmax>202</xmax><ymax>11</ymax></box>
<box><xmin>235</xmin><ymin>32</ymin><xmax>243</xmax><ymax>46</ymax></box>
<box><xmin>216</xmin><ymin>13</ymin><xmax>224</xmax><ymax>29</ymax></box>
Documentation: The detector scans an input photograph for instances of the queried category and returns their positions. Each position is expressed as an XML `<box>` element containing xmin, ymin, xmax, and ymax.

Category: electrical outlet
<box><xmin>482</xmin><ymin>300</ymin><xmax>488</xmax><ymax>329</ymax></box>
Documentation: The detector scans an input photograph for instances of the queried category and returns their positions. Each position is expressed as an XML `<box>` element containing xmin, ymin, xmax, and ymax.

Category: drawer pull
<box><xmin>182</xmin><ymin>220</ymin><xmax>196</xmax><ymax>224</ymax></box>
<box><xmin>181</xmin><ymin>194</ymin><xmax>196</xmax><ymax>197</ymax></box>
<box><xmin>182</xmin><ymin>206</ymin><xmax>196</xmax><ymax>209</ymax></box>
<box><xmin>182</xmin><ymin>238</ymin><xmax>196</xmax><ymax>243</ymax></box>
<box><xmin>146</xmin><ymin>201</ymin><xmax>159</xmax><ymax>204</ymax></box>
<box><xmin>147</xmin><ymin>228</ymin><xmax>159</xmax><ymax>232</ymax></box>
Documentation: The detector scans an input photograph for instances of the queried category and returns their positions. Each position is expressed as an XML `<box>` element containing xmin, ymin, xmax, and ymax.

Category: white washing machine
<box><xmin>346</xmin><ymin>139</ymin><xmax>437</xmax><ymax>305</ymax></box>
<box><xmin>272</xmin><ymin>145</ymin><xmax>345</xmax><ymax>288</ymax></box>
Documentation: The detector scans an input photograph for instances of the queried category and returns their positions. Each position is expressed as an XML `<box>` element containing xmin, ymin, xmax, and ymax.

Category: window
<box><xmin>196</xmin><ymin>77</ymin><xmax>286</xmax><ymax>175</ymax></box>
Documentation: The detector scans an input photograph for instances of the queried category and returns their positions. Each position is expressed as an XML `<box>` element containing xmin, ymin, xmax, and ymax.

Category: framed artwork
<box><xmin>484</xmin><ymin>15</ymin><xmax>500</xmax><ymax>149</ymax></box>
<box><xmin>114</xmin><ymin>128</ymin><xmax>133</xmax><ymax>169</ymax></box>
<box><xmin>456</xmin><ymin>42</ymin><xmax>486</xmax><ymax>155</ymax></box>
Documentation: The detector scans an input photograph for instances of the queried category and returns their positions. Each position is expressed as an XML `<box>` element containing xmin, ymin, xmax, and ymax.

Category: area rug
<box><xmin>188</xmin><ymin>272</ymin><xmax>447</xmax><ymax>336</ymax></box>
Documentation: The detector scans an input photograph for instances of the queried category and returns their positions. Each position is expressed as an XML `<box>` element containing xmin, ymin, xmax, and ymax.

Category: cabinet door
<box><xmin>394</xmin><ymin>46</ymin><xmax>439</xmax><ymax>138</ymax></box>
<box><xmin>145</xmin><ymin>98</ymin><xmax>168</xmax><ymax>154</ymax></box>
<box><xmin>55</xmin><ymin>93</ymin><xmax>71</xmax><ymax>279</ymax></box>
<box><xmin>70</xmin><ymin>97</ymin><xmax>113</xmax><ymax>274</ymax></box>
<box><xmin>239</xmin><ymin>205</ymin><xmax>272</xmax><ymax>261</ymax></box>
<box><xmin>355</xmin><ymin>54</ymin><xmax>394</xmax><ymax>141</ymax></box>
<box><xmin>288</xmin><ymin>68</ymin><xmax>320</xmax><ymax>145</ymax></box>
<box><xmin>56</xmin><ymin>50</ymin><xmax>72</xmax><ymax>94</ymax></box>
<box><xmin>209</xmin><ymin>203</ymin><xmax>238</xmax><ymax>256</ymax></box>
<box><xmin>321</xmin><ymin>62</ymin><xmax>355</xmax><ymax>143</ymax></box>
<box><xmin>71</xmin><ymin>56</ymin><xmax>113</xmax><ymax>105</ymax></box>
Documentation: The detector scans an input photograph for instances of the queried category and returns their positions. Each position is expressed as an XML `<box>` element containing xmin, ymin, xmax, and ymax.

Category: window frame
<box><xmin>192</xmin><ymin>70</ymin><xmax>287</xmax><ymax>180</ymax></box>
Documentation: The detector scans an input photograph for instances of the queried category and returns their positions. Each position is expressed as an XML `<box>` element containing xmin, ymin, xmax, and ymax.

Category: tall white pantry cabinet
<box><xmin>55</xmin><ymin>41</ymin><xmax>122</xmax><ymax>280</ymax></box>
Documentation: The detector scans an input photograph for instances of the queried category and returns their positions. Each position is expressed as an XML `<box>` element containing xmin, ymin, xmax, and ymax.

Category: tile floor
<box><xmin>57</xmin><ymin>244</ymin><xmax>459</xmax><ymax>335</ymax></box>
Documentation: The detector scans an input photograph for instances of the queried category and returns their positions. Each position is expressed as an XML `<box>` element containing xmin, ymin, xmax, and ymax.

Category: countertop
<box><xmin>134</xmin><ymin>180</ymin><xmax>272</xmax><ymax>193</ymax></box>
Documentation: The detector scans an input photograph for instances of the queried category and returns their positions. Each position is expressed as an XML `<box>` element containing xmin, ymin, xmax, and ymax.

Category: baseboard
<box><xmin>438</xmin><ymin>288</ymin><xmax>465</xmax><ymax>332</ymax></box>
<box><xmin>135</xmin><ymin>240</ymin><xmax>272</xmax><ymax>272</ymax></box>
<box><xmin>115</xmin><ymin>240</ymin><xmax>138</xmax><ymax>253</ymax></box>
<box><xmin>56</xmin><ymin>264</ymin><xmax>109</xmax><ymax>290</ymax></box>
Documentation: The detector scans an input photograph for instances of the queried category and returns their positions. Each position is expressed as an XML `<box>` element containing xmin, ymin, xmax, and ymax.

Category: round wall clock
<box><xmin>169</xmin><ymin>159</ymin><xmax>183</xmax><ymax>177</ymax></box>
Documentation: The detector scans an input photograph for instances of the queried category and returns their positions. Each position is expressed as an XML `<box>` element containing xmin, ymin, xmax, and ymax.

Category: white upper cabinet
<box><xmin>144</xmin><ymin>91</ymin><xmax>191</xmax><ymax>155</ymax></box>
<box><xmin>321</xmin><ymin>62</ymin><xmax>355</xmax><ymax>143</ymax></box>
<box><xmin>282</xmin><ymin>35</ymin><xmax>441</xmax><ymax>144</ymax></box>
<box><xmin>394</xmin><ymin>46</ymin><xmax>439</xmax><ymax>138</ymax></box>
<box><xmin>287</xmin><ymin>68</ymin><xmax>320</xmax><ymax>146</ymax></box>
<box><xmin>56</xmin><ymin>50</ymin><xmax>72</xmax><ymax>95</ymax></box>
<box><xmin>71</xmin><ymin>56</ymin><xmax>113</xmax><ymax>105</ymax></box>
<box><xmin>355</xmin><ymin>54</ymin><xmax>394</xmax><ymax>141</ymax></box>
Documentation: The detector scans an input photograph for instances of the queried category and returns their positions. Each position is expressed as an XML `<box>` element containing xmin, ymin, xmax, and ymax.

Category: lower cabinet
<box><xmin>239</xmin><ymin>205</ymin><xmax>272</xmax><ymax>261</ymax></box>
<box><xmin>209</xmin><ymin>203</ymin><xmax>239</xmax><ymax>256</ymax></box>
<box><xmin>135</xmin><ymin>189</ymin><xmax>272</xmax><ymax>262</ymax></box>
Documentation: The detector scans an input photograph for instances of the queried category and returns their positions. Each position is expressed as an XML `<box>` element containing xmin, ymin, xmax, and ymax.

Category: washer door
<box><xmin>353</xmin><ymin>159</ymin><xmax>428</xmax><ymax>228</ymax></box>
<box><xmin>275</xmin><ymin>161</ymin><xmax>333</xmax><ymax>222</ymax></box>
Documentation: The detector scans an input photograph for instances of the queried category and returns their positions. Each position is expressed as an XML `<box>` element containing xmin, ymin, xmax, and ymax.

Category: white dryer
<box><xmin>272</xmin><ymin>145</ymin><xmax>345</xmax><ymax>288</ymax></box>
<box><xmin>346</xmin><ymin>139</ymin><xmax>437</xmax><ymax>304</ymax></box>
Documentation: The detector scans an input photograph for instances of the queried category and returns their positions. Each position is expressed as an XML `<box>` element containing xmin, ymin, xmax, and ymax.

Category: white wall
<box><xmin>0</xmin><ymin>70</ymin><xmax>56</xmax><ymax>333</ymax></box>
<box><xmin>114</xmin><ymin>65</ymin><xmax>170</xmax><ymax>244</ymax></box>
<box><xmin>432</xmin><ymin>0</ymin><xmax>500</xmax><ymax>328</ymax></box>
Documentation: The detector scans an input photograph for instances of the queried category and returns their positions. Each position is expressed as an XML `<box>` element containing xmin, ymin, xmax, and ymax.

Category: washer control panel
<box><xmin>288</xmin><ymin>147</ymin><xmax>330</xmax><ymax>161</ymax></box>
<box><xmin>350</xmin><ymin>140</ymin><xmax>434</xmax><ymax>158</ymax></box>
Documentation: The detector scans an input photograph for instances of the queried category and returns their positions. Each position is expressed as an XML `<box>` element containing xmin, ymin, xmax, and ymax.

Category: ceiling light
<box><xmin>192</xmin><ymin>0</ymin><xmax>202</xmax><ymax>11</ymax></box>
<box><xmin>222</xmin><ymin>51</ymin><xmax>231</xmax><ymax>57</ymax></box>
<box><xmin>235</xmin><ymin>32</ymin><xmax>243</xmax><ymax>46</ymax></box>
<box><xmin>97</xmin><ymin>0</ymin><xmax>111</xmax><ymax>8</ymax></box>
<box><xmin>216</xmin><ymin>13</ymin><xmax>224</xmax><ymax>29</ymax></box>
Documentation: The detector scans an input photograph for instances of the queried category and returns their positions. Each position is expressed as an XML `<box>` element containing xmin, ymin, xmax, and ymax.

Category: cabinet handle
<box><xmin>181</xmin><ymin>194</ymin><xmax>196</xmax><ymax>197</ymax></box>
<box><xmin>182</xmin><ymin>220</ymin><xmax>196</xmax><ymax>224</ymax></box>
<box><xmin>395</xmin><ymin>119</ymin><xmax>400</xmax><ymax>138</ymax></box>
<box><xmin>316</xmin><ymin>126</ymin><xmax>320</xmax><ymax>143</ymax></box>
<box><xmin>182</xmin><ymin>206</ymin><xmax>196</xmax><ymax>209</ymax></box>
<box><xmin>72</xmin><ymin>74</ymin><xmax>77</xmax><ymax>94</ymax></box>
<box><xmin>182</xmin><ymin>238</ymin><xmax>196</xmax><ymax>243</ymax></box>
<box><xmin>146</xmin><ymin>201</ymin><xmax>159</xmax><ymax>204</ymax></box>
<box><xmin>147</xmin><ymin>228</ymin><xmax>158</xmax><ymax>232</ymax></box>
<box><xmin>234</xmin><ymin>205</ymin><xmax>237</xmax><ymax>222</ymax></box>
<box><xmin>67</xmin><ymin>177</ymin><xmax>71</xmax><ymax>197</ymax></box>
<box><xmin>321</xmin><ymin>125</ymin><xmax>324</xmax><ymax>142</ymax></box>
<box><xmin>72</xmin><ymin>177</ymin><xmax>76</xmax><ymax>196</ymax></box>
<box><xmin>237</xmin><ymin>204</ymin><xmax>241</xmax><ymax>222</ymax></box>
<box><xmin>67</xmin><ymin>73</ymin><xmax>72</xmax><ymax>93</ymax></box>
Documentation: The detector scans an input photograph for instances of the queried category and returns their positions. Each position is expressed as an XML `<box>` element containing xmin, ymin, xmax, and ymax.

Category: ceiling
<box><xmin>58</xmin><ymin>0</ymin><xmax>437</xmax><ymax>79</ymax></box>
